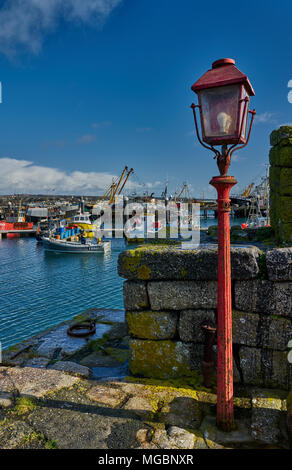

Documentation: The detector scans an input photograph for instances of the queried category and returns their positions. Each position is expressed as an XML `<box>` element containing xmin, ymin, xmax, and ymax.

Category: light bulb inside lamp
<box><xmin>217</xmin><ymin>112</ymin><xmax>232</xmax><ymax>135</ymax></box>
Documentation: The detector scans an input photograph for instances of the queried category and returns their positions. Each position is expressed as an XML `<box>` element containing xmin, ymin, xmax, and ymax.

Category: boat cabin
<box><xmin>71</xmin><ymin>213</ymin><xmax>92</xmax><ymax>224</ymax></box>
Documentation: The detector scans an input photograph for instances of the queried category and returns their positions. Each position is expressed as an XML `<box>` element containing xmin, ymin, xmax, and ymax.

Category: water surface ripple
<box><xmin>0</xmin><ymin>238</ymin><xmax>128</xmax><ymax>349</ymax></box>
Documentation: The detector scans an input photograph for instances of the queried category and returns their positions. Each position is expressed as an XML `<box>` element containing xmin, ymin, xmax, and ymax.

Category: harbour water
<box><xmin>0</xmin><ymin>237</ymin><xmax>128</xmax><ymax>350</ymax></box>
<box><xmin>0</xmin><ymin>217</ymin><xmax>245</xmax><ymax>350</ymax></box>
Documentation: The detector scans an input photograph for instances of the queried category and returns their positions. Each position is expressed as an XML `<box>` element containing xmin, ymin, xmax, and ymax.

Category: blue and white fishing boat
<box><xmin>42</xmin><ymin>236</ymin><xmax>111</xmax><ymax>253</ymax></box>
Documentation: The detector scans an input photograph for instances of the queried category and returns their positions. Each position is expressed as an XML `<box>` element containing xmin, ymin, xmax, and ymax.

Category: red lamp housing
<box><xmin>191</xmin><ymin>58</ymin><xmax>255</xmax><ymax>146</ymax></box>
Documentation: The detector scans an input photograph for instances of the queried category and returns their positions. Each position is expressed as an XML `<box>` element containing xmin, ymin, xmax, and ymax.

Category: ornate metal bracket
<box><xmin>229</xmin><ymin>108</ymin><xmax>256</xmax><ymax>158</ymax></box>
<box><xmin>190</xmin><ymin>104</ymin><xmax>221</xmax><ymax>159</ymax></box>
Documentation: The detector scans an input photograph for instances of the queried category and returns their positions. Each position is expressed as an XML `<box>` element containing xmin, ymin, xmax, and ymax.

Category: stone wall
<box><xmin>270</xmin><ymin>126</ymin><xmax>292</xmax><ymax>244</ymax></box>
<box><xmin>118</xmin><ymin>245</ymin><xmax>292</xmax><ymax>390</ymax></box>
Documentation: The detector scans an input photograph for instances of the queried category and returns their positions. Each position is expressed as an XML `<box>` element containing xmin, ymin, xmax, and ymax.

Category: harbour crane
<box><xmin>109</xmin><ymin>166</ymin><xmax>128</xmax><ymax>203</ymax></box>
<box><xmin>117</xmin><ymin>168</ymin><xmax>134</xmax><ymax>196</ymax></box>
<box><xmin>100</xmin><ymin>182</ymin><xmax>116</xmax><ymax>202</ymax></box>
<box><xmin>175</xmin><ymin>182</ymin><xmax>191</xmax><ymax>203</ymax></box>
<box><xmin>99</xmin><ymin>166</ymin><xmax>134</xmax><ymax>204</ymax></box>
<box><xmin>242</xmin><ymin>183</ymin><xmax>254</xmax><ymax>198</ymax></box>
<box><xmin>100</xmin><ymin>166</ymin><xmax>128</xmax><ymax>203</ymax></box>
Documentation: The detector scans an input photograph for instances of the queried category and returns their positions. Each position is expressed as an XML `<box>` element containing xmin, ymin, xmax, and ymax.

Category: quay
<box><xmin>0</xmin><ymin>302</ymin><xmax>290</xmax><ymax>449</ymax></box>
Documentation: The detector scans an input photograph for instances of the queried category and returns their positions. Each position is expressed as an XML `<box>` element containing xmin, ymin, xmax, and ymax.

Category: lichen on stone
<box><xmin>129</xmin><ymin>339</ymin><xmax>197</xmax><ymax>379</ymax></box>
<box><xmin>181</xmin><ymin>267</ymin><xmax>187</xmax><ymax>278</ymax></box>
<box><xmin>124</xmin><ymin>375</ymin><xmax>211</xmax><ymax>395</ymax></box>
<box><xmin>126</xmin><ymin>310</ymin><xmax>177</xmax><ymax>340</ymax></box>
<box><xmin>137</xmin><ymin>265</ymin><xmax>151</xmax><ymax>280</ymax></box>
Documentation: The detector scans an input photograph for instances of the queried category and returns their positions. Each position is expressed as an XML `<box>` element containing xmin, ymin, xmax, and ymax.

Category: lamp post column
<box><xmin>209</xmin><ymin>174</ymin><xmax>237</xmax><ymax>432</ymax></box>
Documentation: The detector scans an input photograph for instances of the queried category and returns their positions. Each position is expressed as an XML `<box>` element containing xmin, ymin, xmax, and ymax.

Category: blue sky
<box><xmin>0</xmin><ymin>0</ymin><xmax>291</xmax><ymax>197</ymax></box>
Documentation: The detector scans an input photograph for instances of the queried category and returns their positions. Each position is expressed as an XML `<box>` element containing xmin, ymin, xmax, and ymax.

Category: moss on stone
<box><xmin>144</xmin><ymin>239</ymin><xmax>180</xmax><ymax>246</ymax></box>
<box><xmin>128</xmin><ymin>339</ymin><xmax>213</xmax><ymax>386</ymax></box>
<box><xmin>269</xmin><ymin>166</ymin><xmax>281</xmax><ymax>191</ymax></box>
<box><xmin>73</xmin><ymin>313</ymin><xmax>93</xmax><ymax>323</ymax></box>
<box><xmin>280</xmin><ymin>167</ymin><xmax>292</xmax><ymax>196</ymax></box>
<box><xmin>279</xmin><ymin>222</ymin><xmax>292</xmax><ymax>244</ymax></box>
<box><xmin>72</xmin><ymin>381</ymin><xmax>91</xmax><ymax>394</ymax></box>
<box><xmin>86</xmin><ymin>334</ymin><xmax>110</xmax><ymax>352</ymax></box>
<box><xmin>129</xmin><ymin>339</ymin><xmax>196</xmax><ymax>380</ymax></box>
<box><xmin>277</xmin><ymin>137</ymin><xmax>292</xmax><ymax>147</ymax></box>
<box><xmin>122</xmin><ymin>257</ymin><xmax>139</xmax><ymax>273</ymax></box>
<box><xmin>233</xmin><ymin>397</ymin><xmax>251</xmax><ymax>409</ymax></box>
<box><xmin>279</xmin><ymin>196</ymin><xmax>292</xmax><ymax>224</ymax></box>
<box><xmin>137</xmin><ymin>265</ymin><xmax>151</xmax><ymax>280</ymax></box>
<box><xmin>181</xmin><ymin>267</ymin><xmax>187</xmax><ymax>278</ymax></box>
<box><xmin>270</xmin><ymin>191</ymin><xmax>280</xmax><ymax>231</ymax></box>
<box><xmin>72</xmin><ymin>310</ymin><xmax>110</xmax><ymax>324</ymax></box>
<box><xmin>126</xmin><ymin>311</ymin><xmax>177</xmax><ymax>340</ymax></box>
<box><xmin>123</xmin><ymin>376</ymin><xmax>253</xmax><ymax>412</ymax></box>
<box><xmin>12</xmin><ymin>397</ymin><xmax>37</xmax><ymax>416</ymax></box>
<box><xmin>269</xmin><ymin>146</ymin><xmax>292</xmax><ymax>168</ymax></box>
<box><xmin>26</xmin><ymin>350</ymin><xmax>40</xmax><ymax>359</ymax></box>
<box><xmin>124</xmin><ymin>374</ymin><xmax>211</xmax><ymax>397</ymax></box>
<box><xmin>45</xmin><ymin>439</ymin><xmax>59</xmax><ymax>449</ymax></box>
<box><xmin>270</xmin><ymin>126</ymin><xmax>292</xmax><ymax>147</ymax></box>
<box><xmin>22</xmin><ymin>431</ymin><xmax>46</xmax><ymax>445</ymax></box>
<box><xmin>252</xmin><ymin>396</ymin><xmax>282</xmax><ymax>411</ymax></box>
<box><xmin>104</xmin><ymin>347</ymin><xmax>130</xmax><ymax>363</ymax></box>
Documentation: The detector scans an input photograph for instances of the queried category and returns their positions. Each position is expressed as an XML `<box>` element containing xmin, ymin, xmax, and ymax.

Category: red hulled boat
<box><xmin>0</xmin><ymin>203</ymin><xmax>33</xmax><ymax>232</ymax></box>
<box><xmin>0</xmin><ymin>220</ymin><xmax>33</xmax><ymax>231</ymax></box>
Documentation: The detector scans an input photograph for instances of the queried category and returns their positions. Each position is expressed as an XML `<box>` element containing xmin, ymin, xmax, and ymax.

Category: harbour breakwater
<box><xmin>118</xmin><ymin>245</ymin><xmax>292</xmax><ymax>390</ymax></box>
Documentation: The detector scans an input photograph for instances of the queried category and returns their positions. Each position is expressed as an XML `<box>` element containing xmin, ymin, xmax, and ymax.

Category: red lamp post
<box><xmin>190</xmin><ymin>58</ymin><xmax>256</xmax><ymax>431</ymax></box>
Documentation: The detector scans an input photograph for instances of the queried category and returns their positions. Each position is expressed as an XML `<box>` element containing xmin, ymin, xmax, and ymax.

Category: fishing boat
<box><xmin>67</xmin><ymin>212</ymin><xmax>102</xmax><ymax>239</ymax></box>
<box><xmin>68</xmin><ymin>213</ymin><xmax>96</xmax><ymax>231</ymax></box>
<box><xmin>0</xmin><ymin>219</ymin><xmax>33</xmax><ymax>232</ymax></box>
<box><xmin>42</xmin><ymin>236</ymin><xmax>111</xmax><ymax>253</ymax></box>
<box><xmin>241</xmin><ymin>167</ymin><xmax>271</xmax><ymax>230</ymax></box>
<box><xmin>0</xmin><ymin>200</ymin><xmax>33</xmax><ymax>233</ymax></box>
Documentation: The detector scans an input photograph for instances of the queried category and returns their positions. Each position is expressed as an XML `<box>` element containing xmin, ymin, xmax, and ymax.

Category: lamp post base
<box><xmin>210</xmin><ymin>175</ymin><xmax>237</xmax><ymax>432</ymax></box>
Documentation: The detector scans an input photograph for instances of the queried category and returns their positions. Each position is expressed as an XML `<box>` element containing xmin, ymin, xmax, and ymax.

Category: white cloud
<box><xmin>254</xmin><ymin>112</ymin><xmax>274</xmax><ymax>124</ymax></box>
<box><xmin>0</xmin><ymin>0</ymin><xmax>122</xmax><ymax>56</ymax></box>
<box><xmin>76</xmin><ymin>134</ymin><xmax>96</xmax><ymax>144</ymax></box>
<box><xmin>0</xmin><ymin>157</ymin><xmax>160</xmax><ymax>195</ymax></box>
<box><xmin>144</xmin><ymin>181</ymin><xmax>162</xmax><ymax>189</ymax></box>
<box><xmin>0</xmin><ymin>157</ymin><xmax>116</xmax><ymax>194</ymax></box>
